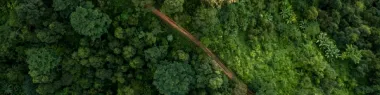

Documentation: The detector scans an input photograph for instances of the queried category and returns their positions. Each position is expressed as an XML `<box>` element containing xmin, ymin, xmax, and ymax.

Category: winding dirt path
<box><xmin>146</xmin><ymin>5</ymin><xmax>254</xmax><ymax>95</ymax></box>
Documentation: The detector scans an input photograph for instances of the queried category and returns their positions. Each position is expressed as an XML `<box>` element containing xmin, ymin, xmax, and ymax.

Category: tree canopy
<box><xmin>26</xmin><ymin>48</ymin><xmax>61</xmax><ymax>83</ymax></box>
<box><xmin>153</xmin><ymin>61</ymin><xmax>195</xmax><ymax>95</ymax></box>
<box><xmin>2</xmin><ymin>0</ymin><xmax>380</xmax><ymax>95</ymax></box>
<box><xmin>70</xmin><ymin>3</ymin><xmax>111</xmax><ymax>39</ymax></box>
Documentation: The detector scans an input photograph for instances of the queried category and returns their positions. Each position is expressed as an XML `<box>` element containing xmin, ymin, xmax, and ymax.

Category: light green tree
<box><xmin>122</xmin><ymin>46</ymin><xmax>136</xmax><ymax>60</ymax></box>
<box><xmin>342</xmin><ymin>45</ymin><xmax>362</xmax><ymax>64</ymax></box>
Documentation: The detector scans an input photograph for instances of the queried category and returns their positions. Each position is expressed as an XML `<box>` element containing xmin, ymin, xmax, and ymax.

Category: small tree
<box><xmin>122</xmin><ymin>46</ymin><xmax>136</xmax><ymax>60</ymax></box>
<box><xmin>144</xmin><ymin>46</ymin><xmax>168</xmax><ymax>63</ymax></box>
<box><xmin>129</xmin><ymin>57</ymin><xmax>144</xmax><ymax>69</ymax></box>
<box><xmin>342</xmin><ymin>45</ymin><xmax>362</xmax><ymax>64</ymax></box>
<box><xmin>208</xmin><ymin>77</ymin><xmax>223</xmax><ymax>89</ymax></box>
<box><xmin>316</xmin><ymin>33</ymin><xmax>340</xmax><ymax>60</ymax></box>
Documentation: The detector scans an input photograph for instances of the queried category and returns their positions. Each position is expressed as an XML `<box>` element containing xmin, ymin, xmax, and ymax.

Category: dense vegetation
<box><xmin>1</xmin><ymin>0</ymin><xmax>380</xmax><ymax>94</ymax></box>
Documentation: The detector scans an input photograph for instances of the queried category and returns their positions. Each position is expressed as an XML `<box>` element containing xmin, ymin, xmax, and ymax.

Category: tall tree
<box><xmin>70</xmin><ymin>2</ymin><xmax>111</xmax><ymax>39</ymax></box>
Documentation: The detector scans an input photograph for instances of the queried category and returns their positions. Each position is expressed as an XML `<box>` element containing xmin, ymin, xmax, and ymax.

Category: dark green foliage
<box><xmin>117</xmin><ymin>80</ymin><xmax>154</xmax><ymax>95</ymax></box>
<box><xmin>95</xmin><ymin>69</ymin><xmax>112</xmax><ymax>80</ymax></box>
<box><xmin>70</xmin><ymin>5</ymin><xmax>111</xmax><ymax>39</ymax></box>
<box><xmin>153</xmin><ymin>62</ymin><xmax>195</xmax><ymax>95</ymax></box>
<box><xmin>2</xmin><ymin>0</ymin><xmax>380</xmax><ymax>94</ymax></box>
<box><xmin>16</xmin><ymin>0</ymin><xmax>45</xmax><ymax>25</ymax></box>
<box><xmin>144</xmin><ymin>46</ymin><xmax>168</xmax><ymax>63</ymax></box>
<box><xmin>36</xmin><ymin>30</ymin><xmax>60</xmax><ymax>43</ymax></box>
<box><xmin>22</xmin><ymin>76</ymin><xmax>38</xmax><ymax>95</ymax></box>
<box><xmin>26</xmin><ymin>48</ymin><xmax>61</xmax><ymax>83</ymax></box>
<box><xmin>193</xmin><ymin>7</ymin><xmax>219</xmax><ymax>35</ymax></box>
<box><xmin>52</xmin><ymin>0</ymin><xmax>79</xmax><ymax>11</ymax></box>
<box><xmin>129</xmin><ymin>57</ymin><xmax>144</xmax><ymax>69</ymax></box>
<box><xmin>304</xmin><ymin>22</ymin><xmax>320</xmax><ymax>36</ymax></box>
<box><xmin>114</xmin><ymin>27</ymin><xmax>126</xmax><ymax>39</ymax></box>
<box><xmin>77</xmin><ymin>47</ymin><xmax>90</xmax><ymax>58</ymax></box>
<box><xmin>0</xmin><ymin>25</ymin><xmax>17</xmax><ymax>58</ymax></box>
<box><xmin>161</xmin><ymin>0</ymin><xmax>185</xmax><ymax>14</ymax></box>
<box><xmin>88</xmin><ymin>56</ymin><xmax>105</xmax><ymax>68</ymax></box>
<box><xmin>122</xmin><ymin>46</ymin><xmax>135</xmax><ymax>60</ymax></box>
<box><xmin>36</xmin><ymin>22</ymin><xmax>67</xmax><ymax>43</ymax></box>
<box><xmin>172</xmin><ymin>50</ymin><xmax>189</xmax><ymax>62</ymax></box>
<box><xmin>191</xmin><ymin>56</ymin><xmax>215</xmax><ymax>88</ymax></box>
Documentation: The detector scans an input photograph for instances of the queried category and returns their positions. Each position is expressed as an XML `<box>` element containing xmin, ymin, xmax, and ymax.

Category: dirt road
<box><xmin>146</xmin><ymin>5</ymin><xmax>254</xmax><ymax>95</ymax></box>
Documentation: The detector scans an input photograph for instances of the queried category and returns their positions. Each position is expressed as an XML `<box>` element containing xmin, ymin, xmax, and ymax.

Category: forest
<box><xmin>1</xmin><ymin>0</ymin><xmax>380</xmax><ymax>95</ymax></box>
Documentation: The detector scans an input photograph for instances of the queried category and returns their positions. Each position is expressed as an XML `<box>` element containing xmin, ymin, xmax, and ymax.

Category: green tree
<box><xmin>114</xmin><ymin>27</ymin><xmax>126</xmax><ymax>39</ymax></box>
<box><xmin>305</xmin><ymin>22</ymin><xmax>320</xmax><ymax>36</ymax></box>
<box><xmin>193</xmin><ymin>7</ymin><xmax>219</xmax><ymax>35</ymax></box>
<box><xmin>316</xmin><ymin>33</ymin><xmax>340</xmax><ymax>59</ymax></box>
<box><xmin>191</xmin><ymin>55</ymin><xmax>215</xmax><ymax>88</ymax></box>
<box><xmin>77</xmin><ymin>47</ymin><xmax>91</xmax><ymax>59</ymax></box>
<box><xmin>144</xmin><ymin>46</ymin><xmax>168</xmax><ymax>63</ymax></box>
<box><xmin>16</xmin><ymin>0</ymin><xmax>45</xmax><ymax>25</ymax></box>
<box><xmin>36</xmin><ymin>22</ymin><xmax>68</xmax><ymax>43</ymax></box>
<box><xmin>306</xmin><ymin>6</ymin><xmax>318</xmax><ymax>20</ymax></box>
<box><xmin>129</xmin><ymin>57</ymin><xmax>144</xmax><ymax>69</ymax></box>
<box><xmin>26</xmin><ymin>48</ymin><xmax>61</xmax><ymax>83</ymax></box>
<box><xmin>0</xmin><ymin>26</ymin><xmax>18</xmax><ymax>58</ymax></box>
<box><xmin>341</xmin><ymin>45</ymin><xmax>362</xmax><ymax>64</ymax></box>
<box><xmin>88</xmin><ymin>56</ymin><xmax>105</xmax><ymax>68</ymax></box>
<box><xmin>208</xmin><ymin>77</ymin><xmax>223</xmax><ymax>89</ymax></box>
<box><xmin>172</xmin><ymin>50</ymin><xmax>189</xmax><ymax>62</ymax></box>
<box><xmin>70</xmin><ymin>4</ymin><xmax>111</xmax><ymax>39</ymax></box>
<box><xmin>117</xmin><ymin>80</ymin><xmax>154</xmax><ymax>95</ymax></box>
<box><xmin>153</xmin><ymin>61</ymin><xmax>195</xmax><ymax>95</ymax></box>
<box><xmin>161</xmin><ymin>0</ymin><xmax>185</xmax><ymax>14</ymax></box>
<box><xmin>52</xmin><ymin>0</ymin><xmax>79</xmax><ymax>11</ymax></box>
<box><xmin>122</xmin><ymin>46</ymin><xmax>136</xmax><ymax>60</ymax></box>
<box><xmin>95</xmin><ymin>69</ymin><xmax>112</xmax><ymax>80</ymax></box>
<box><xmin>36</xmin><ymin>29</ymin><xmax>61</xmax><ymax>43</ymax></box>
<box><xmin>117</xmin><ymin>86</ymin><xmax>135</xmax><ymax>95</ymax></box>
